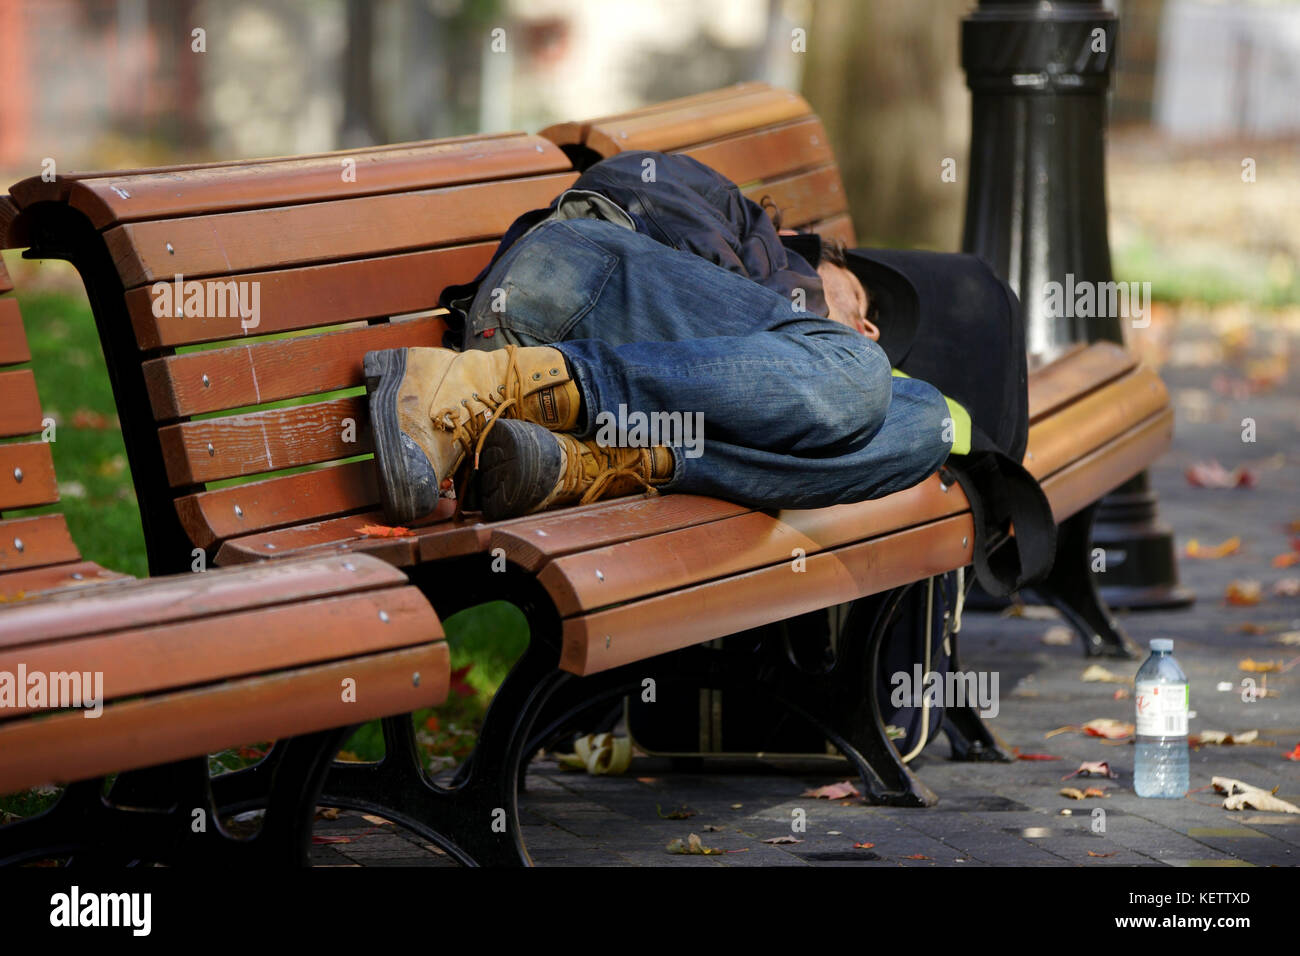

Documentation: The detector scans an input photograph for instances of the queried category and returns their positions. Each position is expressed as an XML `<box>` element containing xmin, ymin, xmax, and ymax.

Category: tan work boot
<box><xmin>364</xmin><ymin>345</ymin><xmax>581</xmax><ymax>523</ymax></box>
<box><xmin>475</xmin><ymin>419</ymin><xmax>674</xmax><ymax>521</ymax></box>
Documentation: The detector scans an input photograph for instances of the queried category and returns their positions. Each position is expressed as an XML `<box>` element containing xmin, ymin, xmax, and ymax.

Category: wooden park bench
<box><xmin>0</xmin><ymin>261</ymin><xmax>448</xmax><ymax>865</ymax></box>
<box><xmin>0</xmin><ymin>82</ymin><xmax>1172</xmax><ymax>865</ymax></box>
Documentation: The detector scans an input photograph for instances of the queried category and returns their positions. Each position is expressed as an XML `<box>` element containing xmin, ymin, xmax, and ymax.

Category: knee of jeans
<box><xmin>821</xmin><ymin>342</ymin><xmax>893</xmax><ymax>442</ymax></box>
<box><xmin>904</xmin><ymin>378</ymin><xmax>957</xmax><ymax>474</ymax></box>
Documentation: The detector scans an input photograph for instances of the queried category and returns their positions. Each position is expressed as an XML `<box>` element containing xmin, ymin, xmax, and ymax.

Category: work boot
<box><xmin>476</xmin><ymin>419</ymin><xmax>674</xmax><ymax>521</ymax></box>
<box><xmin>364</xmin><ymin>345</ymin><xmax>581</xmax><ymax>523</ymax></box>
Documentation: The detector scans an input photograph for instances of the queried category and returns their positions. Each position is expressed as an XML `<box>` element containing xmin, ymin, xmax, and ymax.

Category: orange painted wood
<box><xmin>539</xmin><ymin>83</ymin><xmax>770</xmax><ymax>149</ymax></box>
<box><xmin>0</xmin><ymin>515</ymin><xmax>80</xmax><ymax>571</ymax></box>
<box><xmin>0</xmin><ymin>369</ymin><xmax>43</xmax><ymax>437</ymax></box>
<box><xmin>740</xmin><ymin>164</ymin><xmax>848</xmax><ymax>230</ymax></box>
<box><xmin>1041</xmin><ymin>407</ymin><xmax>1174</xmax><ymax>524</ymax></box>
<box><xmin>583</xmin><ymin>87</ymin><xmax>813</xmax><ymax>158</ymax></box>
<box><xmin>0</xmin><ymin>643</ymin><xmax>449</xmax><ymax>794</ymax></box>
<box><xmin>158</xmin><ymin>396</ymin><xmax>369</xmax><ymax>486</ymax></box>
<box><xmin>1027</xmin><ymin>342</ymin><xmax>1137</xmax><ymax>424</ymax></box>
<box><xmin>127</xmin><ymin>244</ymin><xmax>487</xmax><ymax>350</ymax></box>
<box><xmin>0</xmin><ymin>587</ymin><xmax>437</xmax><ymax>716</ymax></box>
<box><xmin>0</xmin><ymin>552</ymin><xmax>408</xmax><ymax>645</ymax></box>
<box><xmin>143</xmin><ymin>316</ymin><xmax>445</xmax><ymax>420</ymax></box>
<box><xmin>174</xmin><ymin>460</ymin><xmax>378</xmax><ymax>550</ymax></box>
<box><xmin>0</xmin><ymin>441</ymin><xmax>58</xmax><ymax>510</ymax></box>
<box><xmin>489</xmin><ymin>494</ymin><xmax>753</xmax><ymax>573</ymax></box>
<box><xmin>535</xmin><ymin>474</ymin><xmax>967</xmax><ymax>617</ymax></box>
<box><xmin>560</xmin><ymin>514</ymin><xmax>974</xmax><ymax>675</ymax></box>
<box><xmin>212</xmin><ymin>508</ymin><xmax>455</xmax><ymax>566</ymax></box>
<box><xmin>104</xmin><ymin>172</ymin><xmax>577</xmax><ymax>288</ymax></box>
<box><xmin>0</xmin><ymin>561</ymin><xmax>130</xmax><ymax>602</ymax></box>
<box><xmin>62</xmin><ymin>134</ymin><xmax>569</xmax><ymax>228</ymax></box>
<box><xmin>7</xmin><ymin>130</ymin><xmax>541</xmax><ymax>209</ymax></box>
<box><xmin>0</xmin><ymin>299</ymin><xmax>29</xmax><ymax>364</ymax></box>
<box><xmin>678</xmin><ymin>117</ymin><xmax>837</xmax><ymax>188</ymax></box>
<box><xmin>1023</xmin><ymin>365</ymin><xmax>1168</xmax><ymax>482</ymax></box>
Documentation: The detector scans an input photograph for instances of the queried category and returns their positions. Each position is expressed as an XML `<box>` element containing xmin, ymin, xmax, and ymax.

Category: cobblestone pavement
<box><xmin>314</xmin><ymin>306</ymin><xmax>1300</xmax><ymax>867</ymax></box>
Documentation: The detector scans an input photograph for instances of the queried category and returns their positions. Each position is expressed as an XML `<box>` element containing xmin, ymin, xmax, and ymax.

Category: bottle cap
<box><xmin>1149</xmin><ymin>638</ymin><xmax>1174</xmax><ymax>652</ymax></box>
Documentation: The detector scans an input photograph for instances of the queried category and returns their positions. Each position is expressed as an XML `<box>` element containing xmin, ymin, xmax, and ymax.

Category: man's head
<box><xmin>816</xmin><ymin>239</ymin><xmax>879</xmax><ymax>341</ymax></box>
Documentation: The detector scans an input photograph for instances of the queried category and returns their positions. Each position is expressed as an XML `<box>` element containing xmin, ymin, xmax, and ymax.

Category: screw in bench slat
<box><xmin>207</xmin><ymin>442</ymin><xmax>215</xmax><ymax>456</ymax></box>
<box><xmin>202</xmin><ymin>374</ymin><xmax>210</xmax><ymax>388</ymax></box>
<box><xmin>595</xmin><ymin>569</ymin><xmax>604</xmax><ymax>582</ymax></box>
<box><xmin>12</xmin><ymin>467</ymin><xmax>22</xmax><ymax>483</ymax></box>
<box><xmin>166</xmin><ymin>242</ymin><xmax>174</xmax><ymax>254</ymax></box>
<box><xmin>412</xmin><ymin>672</ymin><xmax>421</xmax><ymax>687</ymax></box>
<box><xmin>378</xmin><ymin>610</ymin><xmax>390</xmax><ymax>623</ymax></box>
<box><xmin>605</xmin><ymin>635</ymin><xmax>611</xmax><ymax>649</ymax></box>
<box><xmin>234</xmin><ymin>504</ymin><xmax>244</xmax><ymax>518</ymax></box>
<box><xmin>13</xmin><ymin>538</ymin><xmax>23</xmax><ymax>553</ymax></box>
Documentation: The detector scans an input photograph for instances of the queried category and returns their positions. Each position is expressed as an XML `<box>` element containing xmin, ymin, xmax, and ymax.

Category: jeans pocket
<box><xmin>477</xmin><ymin>220</ymin><xmax>618</xmax><ymax>345</ymax></box>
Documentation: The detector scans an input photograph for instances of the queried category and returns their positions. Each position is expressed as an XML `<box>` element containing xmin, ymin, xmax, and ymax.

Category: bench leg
<box><xmin>318</xmin><ymin>638</ymin><xmax>570</xmax><ymax>867</ymax></box>
<box><xmin>1029</xmin><ymin>503</ymin><xmax>1140</xmax><ymax>659</ymax></box>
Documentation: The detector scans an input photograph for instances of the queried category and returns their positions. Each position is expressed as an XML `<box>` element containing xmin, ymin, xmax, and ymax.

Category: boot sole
<box><xmin>477</xmin><ymin>419</ymin><xmax>563</xmax><ymax>522</ymax></box>
<box><xmin>364</xmin><ymin>348</ymin><xmax>440</xmax><ymax>524</ymax></box>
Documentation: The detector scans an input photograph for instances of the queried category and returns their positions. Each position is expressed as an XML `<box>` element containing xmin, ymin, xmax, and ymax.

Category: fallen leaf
<box><xmin>853</xmin><ymin>842</ymin><xmax>875</xmax><ymax>849</ymax></box>
<box><xmin>1112</xmin><ymin>688</ymin><xmax>1131</xmax><ymax>700</ymax></box>
<box><xmin>311</xmin><ymin>835</ymin><xmax>352</xmax><ymax>845</ymax></box>
<box><xmin>1185</xmin><ymin>536</ymin><xmax>1241</xmax><ymax>559</ymax></box>
<box><xmin>360</xmin><ymin>814</ymin><xmax>392</xmax><ymax>826</ymax></box>
<box><xmin>1087</xmin><ymin>851</ymin><xmax>1117</xmax><ymax>858</ymax></box>
<box><xmin>1081</xmin><ymin>664</ymin><xmax>1129</xmax><ymax>684</ymax></box>
<box><xmin>666</xmin><ymin>833</ymin><xmax>722</xmax><ymax>855</ymax></box>
<box><xmin>1239</xmin><ymin>658</ymin><xmax>1281</xmax><ymax>673</ymax></box>
<box><xmin>1272</xmin><ymin>553</ymin><xmax>1300</xmax><ymax>569</ymax></box>
<box><xmin>1186</xmin><ymin>461</ymin><xmax>1255</xmax><ymax>489</ymax></box>
<box><xmin>1191</xmin><ymin>729</ymin><xmax>1259</xmax><ymax>746</ymax></box>
<box><xmin>1061</xmin><ymin>761</ymin><xmax>1119</xmax><ymax>781</ymax></box>
<box><xmin>315</xmin><ymin>807</ymin><xmax>342</xmax><ymax>820</ymax></box>
<box><xmin>1082</xmin><ymin>718</ymin><xmax>1135</xmax><ymax>740</ymax></box>
<box><xmin>354</xmin><ymin>523</ymin><xmax>414</xmax><ymax>537</ymax></box>
<box><xmin>801</xmin><ymin>780</ymin><xmax>860</xmax><ymax>800</ymax></box>
<box><xmin>761</xmin><ymin>835</ymin><xmax>803</xmax><ymax>845</ymax></box>
<box><xmin>1060</xmin><ymin>787</ymin><xmax>1086</xmax><ymax>800</ymax></box>
<box><xmin>903</xmin><ymin>854</ymin><xmax>930</xmax><ymax>860</ymax></box>
<box><xmin>1284</xmin><ymin>743</ymin><xmax>1300</xmax><ymax>761</ymax></box>
<box><xmin>1082</xmin><ymin>787</ymin><xmax>1110</xmax><ymax>799</ymax></box>
<box><xmin>1014</xmin><ymin>750</ymin><xmax>1062</xmax><ymax>761</ymax></box>
<box><xmin>1225</xmin><ymin>580</ymin><xmax>1263</xmax><ymax>606</ymax></box>
<box><xmin>1279</xmin><ymin>632</ymin><xmax>1300</xmax><ymax>647</ymax></box>
<box><xmin>656</xmin><ymin>804</ymin><xmax>696</xmax><ymax>820</ymax></box>
<box><xmin>1041</xmin><ymin>625</ymin><xmax>1074</xmax><ymax>646</ymax></box>
<box><xmin>1005</xmin><ymin>604</ymin><xmax>1060</xmax><ymax>620</ymax></box>
<box><xmin>1274</xmin><ymin>578</ymin><xmax>1300</xmax><ymax>597</ymax></box>
<box><xmin>702</xmin><ymin>825</ymin><xmax>725</xmax><ymax>832</ymax></box>
<box><xmin>1213</xmin><ymin>777</ymin><xmax>1300</xmax><ymax>814</ymax></box>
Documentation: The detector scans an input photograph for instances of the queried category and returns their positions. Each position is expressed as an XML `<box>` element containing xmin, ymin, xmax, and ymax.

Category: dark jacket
<box><xmin>438</xmin><ymin>150</ymin><xmax>828</xmax><ymax>334</ymax></box>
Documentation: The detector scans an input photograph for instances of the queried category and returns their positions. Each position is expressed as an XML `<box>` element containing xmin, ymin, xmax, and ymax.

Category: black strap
<box><xmin>943</xmin><ymin>431</ymin><xmax>1057</xmax><ymax>598</ymax></box>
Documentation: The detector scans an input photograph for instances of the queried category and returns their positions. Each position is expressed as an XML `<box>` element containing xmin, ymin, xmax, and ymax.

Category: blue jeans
<box><xmin>462</xmin><ymin>218</ymin><xmax>952</xmax><ymax>509</ymax></box>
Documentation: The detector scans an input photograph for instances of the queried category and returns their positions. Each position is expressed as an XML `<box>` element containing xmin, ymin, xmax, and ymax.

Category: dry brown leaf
<box><xmin>1274</xmin><ymin>578</ymin><xmax>1300</xmax><ymax>597</ymax></box>
<box><xmin>1225</xmin><ymin>580</ymin><xmax>1263</xmax><ymax>606</ymax></box>
<box><xmin>1192</xmin><ymin>729</ymin><xmax>1259</xmax><ymax>746</ymax></box>
<box><xmin>1278</xmin><ymin>632</ymin><xmax>1300</xmax><ymax>647</ymax></box>
<box><xmin>762</xmin><ymin>835</ymin><xmax>803</xmax><ymax>845</ymax></box>
<box><xmin>1041</xmin><ymin>625</ymin><xmax>1074</xmax><ymax>646</ymax></box>
<box><xmin>1082</xmin><ymin>718</ymin><xmax>1135</xmax><ymax>740</ymax></box>
<box><xmin>1185</xmin><ymin>537</ymin><xmax>1242</xmax><ymax>559</ymax></box>
<box><xmin>1272</xmin><ymin>553</ymin><xmax>1300</xmax><ymax>569</ymax></box>
<box><xmin>1059</xmin><ymin>787</ymin><xmax>1086</xmax><ymax>800</ymax></box>
<box><xmin>1239</xmin><ymin>658</ymin><xmax>1281</xmax><ymax>673</ymax></box>
<box><xmin>1061</xmin><ymin>760</ymin><xmax>1119</xmax><ymax>781</ymax></box>
<box><xmin>1088</xmin><ymin>851</ymin><xmax>1118</xmax><ymax>858</ymax></box>
<box><xmin>1212</xmin><ymin>777</ymin><xmax>1300</xmax><ymax>814</ymax></box>
<box><xmin>666</xmin><ymin>833</ymin><xmax>723</xmax><ymax>855</ymax></box>
<box><xmin>1186</xmin><ymin>461</ymin><xmax>1255</xmax><ymax>489</ymax></box>
<box><xmin>1081</xmin><ymin>664</ymin><xmax>1129</xmax><ymax>684</ymax></box>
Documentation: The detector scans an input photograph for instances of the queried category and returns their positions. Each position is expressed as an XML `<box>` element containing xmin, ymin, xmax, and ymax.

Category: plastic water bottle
<box><xmin>1134</xmin><ymin>638</ymin><xmax>1190</xmax><ymax>798</ymax></box>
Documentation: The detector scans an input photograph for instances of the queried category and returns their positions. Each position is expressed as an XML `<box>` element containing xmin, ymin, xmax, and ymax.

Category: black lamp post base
<box><xmin>1091</xmin><ymin>476</ymin><xmax>1195</xmax><ymax>610</ymax></box>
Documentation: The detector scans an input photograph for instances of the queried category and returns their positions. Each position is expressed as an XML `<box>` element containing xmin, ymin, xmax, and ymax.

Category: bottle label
<box><xmin>1135</xmin><ymin>681</ymin><xmax>1188</xmax><ymax>737</ymax></box>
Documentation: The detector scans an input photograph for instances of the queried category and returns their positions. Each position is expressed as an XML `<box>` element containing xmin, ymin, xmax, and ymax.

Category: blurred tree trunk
<box><xmin>342</xmin><ymin>0</ymin><xmax>379</xmax><ymax>146</ymax></box>
<box><xmin>800</xmin><ymin>0</ymin><xmax>970</xmax><ymax>250</ymax></box>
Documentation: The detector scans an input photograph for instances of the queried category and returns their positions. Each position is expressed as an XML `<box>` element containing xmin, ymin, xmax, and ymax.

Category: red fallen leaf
<box><xmin>311</xmin><ymin>835</ymin><xmax>353</xmax><ymax>845</ymax></box>
<box><xmin>1282</xmin><ymin>743</ymin><xmax>1300</xmax><ymax>761</ymax></box>
<box><xmin>854</xmin><ymin>842</ymin><xmax>876</xmax><ymax>849</ymax></box>
<box><xmin>424</xmin><ymin>714</ymin><xmax>440</xmax><ymax>732</ymax></box>
<box><xmin>1014</xmin><ymin>751</ymin><xmax>1062</xmax><ymax>761</ymax></box>
<box><xmin>449</xmin><ymin>663</ymin><xmax>476</xmax><ymax>697</ymax></box>
<box><xmin>1185</xmin><ymin>460</ymin><xmax>1255</xmax><ymax>489</ymax></box>
<box><xmin>801</xmin><ymin>780</ymin><xmax>860</xmax><ymax>800</ymax></box>
<box><xmin>1225</xmin><ymin>580</ymin><xmax>1263</xmax><ymax>606</ymax></box>
<box><xmin>1112</xmin><ymin>688</ymin><xmax>1131</xmax><ymax>700</ymax></box>
<box><xmin>355</xmin><ymin>523</ymin><xmax>414</xmax><ymax>537</ymax></box>
<box><xmin>1274</xmin><ymin>553</ymin><xmax>1300</xmax><ymax>569</ymax></box>
<box><xmin>904</xmin><ymin>854</ymin><xmax>930</xmax><ymax>860</ymax></box>
<box><xmin>1061</xmin><ymin>760</ymin><xmax>1119</xmax><ymax>781</ymax></box>
<box><xmin>1082</xmin><ymin>719</ymin><xmax>1135</xmax><ymax>740</ymax></box>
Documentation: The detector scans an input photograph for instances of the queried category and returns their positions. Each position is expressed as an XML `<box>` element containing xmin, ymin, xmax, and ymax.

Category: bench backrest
<box><xmin>6</xmin><ymin>134</ymin><xmax>581</xmax><ymax>573</ymax></box>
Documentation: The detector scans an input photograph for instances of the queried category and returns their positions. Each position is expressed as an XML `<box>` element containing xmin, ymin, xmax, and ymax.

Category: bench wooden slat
<box><xmin>58</xmin><ymin>134</ymin><xmax>570</xmax><ymax>228</ymax></box>
<box><xmin>560</xmin><ymin>514</ymin><xmax>973</xmax><ymax>675</ymax></box>
<box><xmin>0</xmin><ymin>587</ymin><xmax>436</xmax><ymax>717</ymax></box>
<box><xmin>1027</xmin><ymin>340</ymin><xmax>1137</xmax><ymax>423</ymax></box>
<box><xmin>535</xmin><ymin>473</ymin><xmax>967</xmax><ymax>617</ymax></box>
<box><xmin>158</xmin><ymin>396</ymin><xmax>369</xmax><ymax>486</ymax></box>
<box><xmin>0</xmin><ymin>643</ymin><xmax>447</xmax><ymax>794</ymax></box>
<box><xmin>0</xmin><ymin>441</ymin><xmax>58</xmax><ymax>510</ymax></box>
<box><xmin>0</xmin><ymin>515</ymin><xmax>79</xmax><ymax>572</ymax></box>
<box><xmin>1042</xmin><ymin>407</ymin><xmax>1174</xmax><ymax>524</ymax></box>
<box><xmin>809</xmin><ymin>214</ymin><xmax>857</xmax><ymax>246</ymax></box>
<box><xmin>104</xmin><ymin>172</ymin><xmax>577</xmax><ymax>288</ymax></box>
<box><xmin>127</xmin><ymin>244</ymin><xmax>486</xmax><ymax>351</ymax></box>
<box><xmin>582</xmin><ymin>87</ymin><xmax>813</xmax><ymax>158</ymax></box>
<box><xmin>0</xmin><ymin>369</ymin><xmax>43</xmax><ymax>437</ymax></box>
<box><xmin>739</xmin><ymin>163</ymin><xmax>848</xmax><ymax>231</ymax></box>
<box><xmin>175</xmin><ymin>460</ymin><xmax>378</xmax><ymax>551</ymax></box>
<box><xmin>677</xmin><ymin>117</ymin><xmax>837</xmax><ymax>189</ymax></box>
<box><xmin>143</xmin><ymin>316</ymin><xmax>445</xmax><ymax>420</ymax></box>
<box><xmin>0</xmin><ymin>299</ymin><xmax>30</xmax><ymax>365</ymax></box>
<box><xmin>0</xmin><ymin>561</ymin><xmax>130</xmax><ymax>601</ymax></box>
<box><xmin>0</xmin><ymin>551</ymin><xmax>406</xmax><ymax>644</ymax></box>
